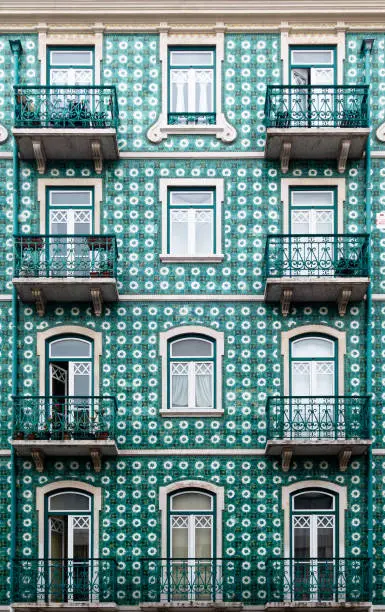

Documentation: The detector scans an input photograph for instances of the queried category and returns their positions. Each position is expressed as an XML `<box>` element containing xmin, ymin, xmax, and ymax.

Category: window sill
<box><xmin>160</xmin><ymin>409</ymin><xmax>224</xmax><ymax>418</ymax></box>
<box><xmin>147</xmin><ymin>113</ymin><xmax>237</xmax><ymax>144</ymax></box>
<box><xmin>160</xmin><ymin>255</ymin><xmax>224</xmax><ymax>263</ymax></box>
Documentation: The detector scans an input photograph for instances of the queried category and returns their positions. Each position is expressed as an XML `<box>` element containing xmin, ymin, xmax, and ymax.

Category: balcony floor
<box><xmin>265</xmin><ymin>602</ymin><xmax>371</xmax><ymax>612</ymax></box>
<box><xmin>13</xmin><ymin>603</ymin><xmax>118</xmax><ymax>612</ymax></box>
<box><xmin>265</xmin><ymin>439</ymin><xmax>371</xmax><ymax>457</ymax></box>
<box><xmin>13</xmin><ymin>439</ymin><xmax>118</xmax><ymax>457</ymax></box>
<box><xmin>264</xmin><ymin>277</ymin><xmax>369</xmax><ymax>304</ymax></box>
<box><xmin>13</xmin><ymin>276</ymin><xmax>119</xmax><ymax>303</ymax></box>
<box><xmin>140</xmin><ymin>603</ymin><xmax>243</xmax><ymax>611</ymax></box>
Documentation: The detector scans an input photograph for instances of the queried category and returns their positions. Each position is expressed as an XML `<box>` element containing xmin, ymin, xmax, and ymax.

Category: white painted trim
<box><xmin>38</xmin><ymin>30</ymin><xmax>103</xmax><ymax>86</ymax></box>
<box><xmin>36</xmin><ymin>325</ymin><xmax>102</xmax><ymax>395</ymax></box>
<box><xmin>281</xmin><ymin>325</ymin><xmax>346</xmax><ymax>395</ymax></box>
<box><xmin>119</xmin><ymin>151</ymin><xmax>265</xmax><ymax>158</ymax></box>
<box><xmin>37</xmin><ymin>178</ymin><xmax>103</xmax><ymax>234</ymax></box>
<box><xmin>160</xmin><ymin>255</ymin><xmax>224</xmax><ymax>263</ymax></box>
<box><xmin>159</xmin><ymin>177</ymin><xmax>224</xmax><ymax>259</ymax></box>
<box><xmin>281</xmin><ymin>28</ymin><xmax>346</xmax><ymax>85</ymax></box>
<box><xmin>159</xmin><ymin>409</ymin><xmax>224</xmax><ymax>417</ymax></box>
<box><xmin>159</xmin><ymin>325</ymin><xmax>224</xmax><ymax>413</ymax></box>
<box><xmin>159</xmin><ymin>479</ymin><xmax>224</xmax><ymax>561</ymax></box>
<box><xmin>147</xmin><ymin>27</ymin><xmax>236</xmax><ymax>143</ymax></box>
<box><xmin>36</xmin><ymin>479</ymin><xmax>102</xmax><ymax>559</ymax></box>
<box><xmin>281</xmin><ymin>177</ymin><xmax>345</xmax><ymax>234</ymax></box>
<box><xmin>281</xmin><ymin>480</ymin><xmax>347</xmax><ymax>558</ymax></box>
<box><xmin>117</xmin><ymin>294</ymin><xmax>265</xmax><ymax>301</ymax></box>
<box><xmin>117</xmin><ymin>448</ymin><xmax>265</xmax><ymax>455</ymax></box>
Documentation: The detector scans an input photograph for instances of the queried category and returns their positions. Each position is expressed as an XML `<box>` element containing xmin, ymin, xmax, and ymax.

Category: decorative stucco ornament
<box><xmin>0</xmin><ymin>125</ymin><xmax>8</xmax><ymax>144</ymax></box>
<box><xmin>376</xmin><ymin>122</ymin><xmax>385</xmax><ymax>142</ymax></box>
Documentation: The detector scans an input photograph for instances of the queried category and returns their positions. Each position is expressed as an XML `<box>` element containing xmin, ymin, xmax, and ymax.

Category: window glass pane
<box><xmin>170</xmin><ymin>191</ymin><xmax>213</xmax><ymax>206</ymax></box>
<box><xmin>50</xmin><ymin>50</ymin><xmax>93</xmax><ymax>66</ymax></box>
<box><xmin>171</xmin><ymin>338</ymin><xmax>213</xmax><ymax>357</ymax></box>
<box><xmin>170</xmin><ymin>51</ymin><xmax>214</xmax><ymax>66</ymax></box>
<box><xmin>170</xmin><ymin>211</ymin><xmax>189</xmax><ymax>255</ymax></box>
<box><xmin>172</xmin><ymin>492</ymin><xmax>212</xmax><ymax>510</ymax></box>
<box><xmin>48</xmin><ymin>492</ymin><xmax>90</xmax><ymax>511</ymax></box>
<box><xmin>49</xmin><ymin>338</ymin><xmax>92</xmax><ymax>358</ymax></box>
<box><xmin>294</xmin><ymin>527</ymin><xmax>310</xmax><ymax>558</ymax></box>
<box><xmin>292</xmin><ymin>337</ymin><xmax>334</xmax><ymax>358</ymax></box>
<box><xmin>171</xmin><ymin>363</ymin><xmax>188</xmax><ymax>408</ymax></box>
<box><xmin>194</xmin><ymin>211</ymin><xmax>213</xmax><ymax>254</ymax></box>
<box><xmin>291</xmin><ymin>49</ymin><xmax>334</xmax><ymax>65</ymax></box>
<box><xmin>172</xmin><ymin>525</ymin><xmax>189</xmax><ymax>557</ymax></box>
<box><xmin>50</xmin><ymin>191</ymin><xmax>92</xmax><ymax>207</ymax></box>
<box><xmin>294</xmin><ymin>491</ymin><xmax>334</xmax><ymax>510</ymax></box>
<box><xmin>291</xmin><ymin>190</ymin><xmax>334</xmax><ymax>208</ymax></box>
<box><xmin>195</xmin><ymin>362</ymin><xmax>213</xmax><ymax>407</ymax></box>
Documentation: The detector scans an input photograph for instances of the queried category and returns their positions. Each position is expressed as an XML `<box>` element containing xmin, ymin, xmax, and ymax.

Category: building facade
<box><xmin>0</xmin><ymin>0</ymin><xmax>384</xmax><ymax>610</ymax></box>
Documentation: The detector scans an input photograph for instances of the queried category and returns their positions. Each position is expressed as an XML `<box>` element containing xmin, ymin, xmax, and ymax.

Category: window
<box><xmin>169</xmin><ymin>336</ymin><xmax>214</xmax><ymax>411</ymax></box>
<box><xmin>48</xmin><ymin>46</ymin><xmax>94</xmax><ymax>86</ymax></box>
<box><xmin>290</xmin><ymin>188</ymin><xmax>336</xmax><ymax>235</ymax></box>
<box><xmin>48</xmin><ymin>188</ymin><xmax>94</xmax><ymax>235</ymax></box>
<box><xmin>168</xmin><ymin>189</ymin><xmax>215</xmax><ymax>256</ymax></box>
<box><xmin>290</xmin><ymin>46</ymin><xmax>336</xmax><ymax>86</ymax></box>
<box><xmin>169</xmin><ymin>47</ymin><xmax>215</xmax><ymax>125</ymax></box>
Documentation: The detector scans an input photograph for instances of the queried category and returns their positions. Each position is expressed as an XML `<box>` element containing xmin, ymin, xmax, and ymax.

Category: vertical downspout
<box><xmin>362</xmin><ymin>38</ymin><xmax>374</xmax><ymax>601</ymax></box>
<box><xmin>9</xmin><ymin>39</ymin><xmax>22</xmax><ymax>606</ymax></box>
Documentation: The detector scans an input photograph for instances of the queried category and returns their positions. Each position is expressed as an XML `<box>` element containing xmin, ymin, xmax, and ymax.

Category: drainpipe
<box><xmin>9</xmin><ymin>38</ymin><xmax>22</xmax><ymax>606</ymax></box>
<box><xmin>361</xmin><ymin>37</ymin><xmax>374</xmax><ymax>601</ymax></box>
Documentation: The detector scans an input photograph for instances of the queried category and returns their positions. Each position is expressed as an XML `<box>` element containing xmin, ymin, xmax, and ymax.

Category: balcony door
<box><xmin>289</xmin><ymin>188</ymin><xmax>336</xmax><ymax>276</ymax></box>
<box><xmin>291</xmin><ymin>490</ymin><xmax>336</xmax><ymax>602</ymax></box>
<box><xmin>47</xmin><ymin>491</ymin><xmax>92</xmax><ymax>602</ymax></box>
<box><xmin>290</xmin><ymin>47</ymin><xmax>335</xmax><ymax>127</ymax></box>
<box><xmin>169</xmin><ymin>490</ymin><xmax>215</xmax><ymax>601</ymax></box>
<box><xmin>289</xmin><ymin>336</ymin><xmax>337</xmax><ymax>439</ymax></box>
<box><xmin>48</xmin><ymin>188</ymin><xmax>93</xmax><ymax>277</ymax></box>
<box><xmin>48</xmin><ymin>337</ymin><xmax>93</xmax><ymax>438</ymax></box>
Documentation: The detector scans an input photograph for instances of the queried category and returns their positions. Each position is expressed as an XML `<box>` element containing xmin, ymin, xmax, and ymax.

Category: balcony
<box><xmin>12</xmin><ymin>396</ymin><xmax>118</xmax><ymax>473</ymax></box>
<box><xmin>139</xmin><ymin>558</ymin><xmax>244</xmax><ymax>611</ymax></box>
<box><xmin>265</xmin><ymin>396</ymin><xmax>371</xmax><ymax>471</ymax></box>
<box><xmin>13</xmin><ymin>86</ymin><xmax>119</xmax><ymax>174</ymax></box>
<box><xmin>264</xmin><ymin>86</ymin><xmax>369</xmax><ymax>172</ymax></box>
<box><xmin>13</xmin><ymin>235</ymin><xmax>118</xmax><ymax>315</ymax></box>
<box><xmin>13</xmin><ymin>558</ymin><xmax>117</xmax><ymax>612</ymax></box>
<box><xmin>264</xmin><ymin>234</ymin><xmax>369</xmax><ymax>315</ymax></box>
<box><xmin>168</xmin><ymin>112</ymin><xmax>216</xmax><ymax>126</ymax></box>
<box><xmin>266</xmin><ymin>558</ymin><xmax>371</xmax><ymax>612</ymax></box>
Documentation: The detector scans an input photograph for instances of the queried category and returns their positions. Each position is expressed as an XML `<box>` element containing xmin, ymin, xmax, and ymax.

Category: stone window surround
<box><xmin>38</xmin><ymin>30</ymin><xmax>103</xmax><ymax>86</ymax></box>
<box><xmin>159</xmin><ymin>325</ymin><xmax>225</xmax><ymax>417</ymax></box>
<box><xmin>281</xmin><ymin>480</ymin><xmax>347</xmax><ymax>558</ymax></box>
<box><xmin>159</xmin><ymin>479</ymin><xmax>225</xmax><ymax>560</ymax></box>
<box><xmin>37</xmin><ymin>178</ymin><xmax>103</xmax><ymax>234</ymax></box>
<box><xmin>159</xmin><ymin>177</ymin><xmax>224</xmax><ymax>263</ymax></box>
<box><xmin>36</xmin><ymin>325</ymin><xmax>103</xmax><ymax>395</ymax></box>
<box><xmin>281</xmin><ymin>325</ymin><xmax>346</xmax><ymax>395</ymax></box>
<box><xmin>147</xmin><ymin>27</ymin><xmax>237</xmax><ymax>144</ymax></box>
<box><xmin>281</xmin><ymin>29</ymin><xmax>346</xmax><ymax>85</ymax></box>
<box><xmin>281</xmin><ymin>177</ymin><xmax>346</xmax><ymax>234</ymax></box>
<box><xmin>36</xmin><ymin>480</ymin><xmax>102</xmax><ymax>559</ymax></box>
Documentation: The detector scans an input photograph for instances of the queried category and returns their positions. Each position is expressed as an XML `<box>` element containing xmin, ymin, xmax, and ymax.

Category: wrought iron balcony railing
<box><xmin>266</xmin><ymin>396</ymin><xmax>370</xmax><ymax>441</ymax></box>
<box><xmin>139</xmin><ymin>558</ymin><xmax>243</xmax><ymax>602</ymax></box>
<box><xmin>267</xmin><ymin>558</ymin><xmax>371</xmax><ymax>603</ymax></box>
<box><xmin>264</xmin><ymin>85</ymin><xmax>369</xmax><ymax>129</ymax></box>
<box><xmin>14</xmin><ymin>234</ymin><xmax>118</xmax><ymax>279</ymax></box>
<box><xmin>14</xmin><ymin>86</ymin><xmax>118</xmax><ymax>129</ymax></box>
<box><xmin>265</xmin><ymin>234</ymin><xmax>369</xmax><ymax>279</ymax></box>
<box><xmin>13</xmin><ymin>396</ymin><xmax>117</xmax><ymax>441</ymax></box>
<box><xmin>13</xmin><ymin>558</ymin><xmax>117</xmax><ymax>603</ymax></box>
<box><xmin>168</xmin><ymin>112</ymin><xmax>216</xmax><ymax>125</ymax></box>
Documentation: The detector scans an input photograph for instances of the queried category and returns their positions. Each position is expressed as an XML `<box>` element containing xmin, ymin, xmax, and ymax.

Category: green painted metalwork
<box><xmin>140</xmin><ymin>558</ymin><xmax>243</xmax><ymax>603</ymax></box>
<box><xmin>264</xmin><ymin>234</ymin><xmax>369</xmax><ymax>278</ymax></box>
<box><xmin>266</xmin><ymin>396</ymin><xmax>370</xmax><ymax>440</ymax></box>
<box><xmin>14</xmin><ymin>86</ymin><xmax>118</xmax><ymax>129</ymax></box>
<box><xmin>264</xmin><ymin>85</ymin><xmax>369</xmax><ymax>128</ymax></box>
<box><xmin>13</xmin><ymin>558</ymin><xmax>117</xmax><ymax>603</ymax></box>
<box><xmin>13</xmin><ymin>396</ymin><xmax>116</xmax><ymax>440</ymax></box>
<box><xmin>14</xmin><ymin>234</ymin><xmax>118</xmax><ymax>278</ymax></box>
<box><xmin>266</xmin><ymin>558</ymin><xmax>371</xmax><ymax>603</ymax></box>
<box><xmin>168</xmin><ymin>112</ymin><xmax>216</xmax><ymax>125</ymax></box>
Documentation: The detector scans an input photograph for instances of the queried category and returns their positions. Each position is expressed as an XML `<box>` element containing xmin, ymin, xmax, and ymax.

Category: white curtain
<box><xmin>172</xmin><ymin>373</ymin><xmax>188</xmax><ymax>407</ymax></box>
<box><xmin>196</xmin><ymin>372</ymin><xmax>212</xmax><ymax>408</ymax></box>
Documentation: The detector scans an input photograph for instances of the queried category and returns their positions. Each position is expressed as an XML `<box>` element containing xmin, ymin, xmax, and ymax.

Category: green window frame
<box><xmin>167</xmin><ymin>489</ymin><xmax>216</xmax><ymax>559</ymax></box>
<box><xmin>289</xmin><ymin>186</ymin><xmax>337</xmax><ymax>235</ymax></box>
<box><xmin>289</xmin><ymin>45</ymin><xmax>337</xmax><ymax>86</ymax></box>
<box><xmin>168</xmin><ymin>46</ymin><xmax>216</xmax><ymax>125</ymax></box>
<box><xmin>167</xmin><ymin>187</ymin><xmax>216</xmax><ymax>256</ymax></box>
<box><xmin>46</xmin><ymin>334</ymin><xmax>94</xmax><ymax>397</ymax></box>
<box><xmin>167</xmin><ymin>334</ymin><xmax>216</xmax><ymax>411</ymax></box>
<box><xmin>290</xmin><ymin>488</ymin><xmax>339</xmax><ymax>558</ymax></box>
<box><xmin>289</xmin><ymin>334</ymin><xmax>338</xmax><ymax>397</ymax></box>
<box><xmin>46</xmin><ymin>186</ymin><xmax>95</xmax><ymax>234</ymax></box>
<box><xmin>47</xmin><ymin>46</ymin><xmax>95</xmax><ymax>86</ymax></box>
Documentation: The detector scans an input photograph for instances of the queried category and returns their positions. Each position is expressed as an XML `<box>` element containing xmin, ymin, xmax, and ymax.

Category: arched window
<box><xmin>169</xmin><ymin>335</ymin><xmax>215</xmax><ymax>410</ymax></box>
<box><xmin>290</xmin><ymin>335</ymin><xmax>336</xmax><ymax>397</ymax></box>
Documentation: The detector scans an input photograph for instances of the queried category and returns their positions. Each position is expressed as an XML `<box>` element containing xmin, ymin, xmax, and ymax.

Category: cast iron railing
<box><xmin>13</xmin><ymin>558</ymin><xmax>117</xmax><ymax>603</ymax></box>
<box><xmin>264</xmin><ymin>234</ymin><xmax>369</xmax><ymax>279</ymax></box>
<box><xmin>168</xmin><ymin>112</ymin><xmax>216</xmax><ymax>125</ymax></box>
<box><xmin>14</xmin><ymin>86</ymin><xmax>118</xmax><ymax>129</ymax></box>
<box><xmin>264</xmin><ymin>85</ymin><xmax>369</xmax><ymax>128</ymax></box>
<box><xmin>267</xmin><ymin>558</ymin><xmax>371</xmax><ymax>603</ymax></box>
<box><xmin>13</xmin><ymin>396</ymin><xmax>117</xmax><ymax>441</ymax></box>
<box><xmin>266</xmin><ymin>396</ymin><xmax>370</xmax><ymax>441</ymax></box>
<box><xmin>14</xmin><ymin>234</ymin><xmax>118</xmax><ymax>278</ymax></box>
<box><xmin>139</xmin><ymin>558</ymin><xmax>243</xmax><ymax>602</ymax></box>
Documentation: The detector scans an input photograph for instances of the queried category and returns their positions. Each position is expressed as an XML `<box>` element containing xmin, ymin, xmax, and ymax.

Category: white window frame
<box><xmin>38</xmin><ymin>33</ymin><xmax>103</xmax><ymax>86</ymax></box>
<box><xmin>160</xmin><ymin>178</ymin><xmax>224</xmax><ymax>263</ymax></box>
<box><xmin>170</xmin><ymin>338</ymin><xmax>214</xmax><ymax>410</ymax></box>
<box><xmin>147</xmin><ymin>30</ymin><xmax>236</xmax><ymax>143</ymax></box>
<box><xmin>159</xmin><ymin>325</ymin><xmax>224</xmax><ymax>417</ymax></box>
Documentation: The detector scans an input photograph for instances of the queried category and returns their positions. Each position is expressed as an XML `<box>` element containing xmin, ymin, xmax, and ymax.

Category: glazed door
<box><xmin>49</xmin><ymin>207</ymin><xmax>92</xmax><ymax>277</ymax></box>
<box><xmin>68</xmin><ymin>515</ymin><xmax>91</xmax><ymax>602</ymax></box>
